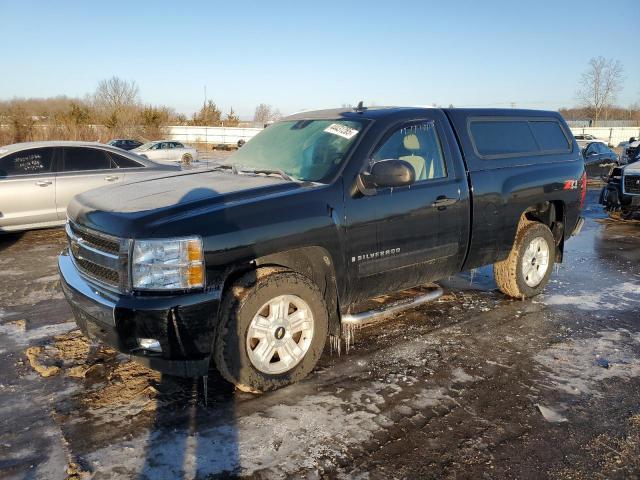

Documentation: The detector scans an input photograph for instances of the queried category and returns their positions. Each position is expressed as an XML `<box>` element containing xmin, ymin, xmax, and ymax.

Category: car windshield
<box><xmin>225</xmin><ymin>119</ymin><xmax>366</xmax><ymax>182</ymax></box>
<box><xmin>136</xmin><ymin>142</ymin><xmax>156</xmax><ymax>151</ymax></box>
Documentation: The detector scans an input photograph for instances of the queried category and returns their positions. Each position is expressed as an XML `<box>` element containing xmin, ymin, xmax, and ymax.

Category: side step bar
<box><xmin>341</xmin><ymin>286</ymin><xmax>444</xmax><ymax>327</ymax></box>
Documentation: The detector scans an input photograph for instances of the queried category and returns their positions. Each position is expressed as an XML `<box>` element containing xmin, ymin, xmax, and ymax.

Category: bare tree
<box><xmin>94</xmin><ymin>76</ymin><xmax>139</xmax><ymax>110</ymax></box>
<box><xmin>577</xmin><ymin>57</ymin><xmax>624</xmax><ymax>126</ymax></box>
<box><xmin>253</xmin><ymin>103</ymin><xmax>281</xmax><ymax>126</ymax></box>
<box><xmin>93</xmin><ymin>77</ymin><xmax>140</xmax><ymax>137</ymax></box>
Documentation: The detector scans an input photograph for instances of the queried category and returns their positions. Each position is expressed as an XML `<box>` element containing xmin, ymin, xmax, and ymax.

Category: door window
<box><xmin>372</xmin><ymin>122</ymin><xmax>447</xmax><ymax>181</ymax></box>
<box><xmin>109</xmin><ymin>153</ymin><xmax>144</xmax><ymax>168</ymax></box>
<box><xmin>0</xmin><ymin>148</ymin><xmax>55</xmax><ymax>177</ymax></box>
<box><xmin>585</xmin><ymin>144</ymin><xmax>598</xmax><ymax>156</ymax></box>
<box><xmin>63</xmin><ymin>148</ymin><xmax>112</xmax><ymax>171</ymax></box>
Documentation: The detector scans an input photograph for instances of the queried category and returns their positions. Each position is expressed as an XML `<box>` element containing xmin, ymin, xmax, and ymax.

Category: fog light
<box><xmin>138</xmin><ymin>338</ymin><xmax>162</xmax><ymax>352</ymax></box>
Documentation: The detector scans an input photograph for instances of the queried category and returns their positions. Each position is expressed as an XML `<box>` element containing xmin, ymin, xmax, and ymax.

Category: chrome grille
<box><xmin>624</xmin><ymin>174</ymin><xmax>640</xmax><ymax>195</ymax></box>
<box><xmin>69</xmin><ymin>222</ymin><xmax>120</xmax><ymax>254</ymax></box>
<box><xmin>66</xmin><ymin>222</ymin><xmax>130</xmax><ymax>292</ymax></box>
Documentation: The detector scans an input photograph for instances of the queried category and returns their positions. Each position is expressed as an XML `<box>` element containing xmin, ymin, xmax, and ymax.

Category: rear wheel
<box><xmin>494</xmin><ymin>221</ymin><xmax>555</xmax><ymax>298</ymax></box>
<box><xmin>213</xmin><ymin>269</ymin><xmax>328</xmax><ymax>392</ymax></box>
<box><xmin>181</xmin><ymin>153</ymin><xmax>193</xmax><ymax>166</ymax></box>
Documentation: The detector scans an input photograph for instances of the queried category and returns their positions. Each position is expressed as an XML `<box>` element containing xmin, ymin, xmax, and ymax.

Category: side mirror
<box><xmin>361</xmin><ymin>159</ymin><xmax>416</xmax><ymax>191</ymax></box>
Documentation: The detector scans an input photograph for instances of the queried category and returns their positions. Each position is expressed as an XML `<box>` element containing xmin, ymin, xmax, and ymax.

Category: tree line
<box><xmin>0</xmin><ymin>77</ymin><xmax>283</xmax><ymax>145</ymax></box>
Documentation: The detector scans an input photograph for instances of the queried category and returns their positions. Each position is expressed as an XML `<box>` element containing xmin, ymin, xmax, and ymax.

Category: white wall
<box><xmin>164</xmin><ymin>126</ymin><xmax>262</xmax><ymax>145</ymax></box>
<box><xmin>569</xmin><ymin>127</ymin><xmax>640</xmax><ymax>147</ymax></box>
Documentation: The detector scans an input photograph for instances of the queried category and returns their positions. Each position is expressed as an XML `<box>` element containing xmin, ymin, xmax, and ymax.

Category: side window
<box><xmin>470</xmin><ymin>121</ymin><xmax>538</xmax><ymax>156</ymax></box>
<box><xmin>585</xmin><ymin>144</ymin><xmax>598</xmax><ymax>155</ymax></box>
<box><xmin>0</xmin><ymin>148</ymin><xmax>54</xmax><ymax>177</ymax></box>
<box><xmin>174</xmin><ymin>142</ymin><xmax>184</xmax><ymax>148</ymax></box>
<box><xmin>372</xmin><ymin>122</ymin><xmax>447</xmax><ymax>181</ymax></box>
<box><xmin>151</xmin><ymin>143</ymin><xmax>161</xmax><ymax>150</ymax></box>
<box><xmin>109</xmin><ymin>153</ymin><xmax>144</xmax><ymax>168</ymax></box>
<box><xmin>63</xmin><ymin>148</ymin><xmax>112</xmax><ymax>172</ymax></box>
<box><xmin>529</xmin><ymin>121</ymin><xmax>571</xmax><ymax>152</ymax></box>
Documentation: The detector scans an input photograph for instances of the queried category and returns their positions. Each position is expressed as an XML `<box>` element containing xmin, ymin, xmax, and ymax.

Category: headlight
<box><xmin>132</xmin><ymin>236</ymin><xmax>204</xmax><ymax>290</ymax></box>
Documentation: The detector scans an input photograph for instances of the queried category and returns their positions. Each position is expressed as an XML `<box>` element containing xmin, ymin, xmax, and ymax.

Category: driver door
<box><xmin>344</xmin><ymin>116</ymin><xmax>466</xmax><ymax>302</ymax></box>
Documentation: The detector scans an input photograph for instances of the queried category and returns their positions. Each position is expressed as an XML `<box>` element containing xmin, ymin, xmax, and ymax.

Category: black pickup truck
<box><xmin>59</xmin><ymin>106</ymin><xmax>585</xmax><ymax>392</ymax></box>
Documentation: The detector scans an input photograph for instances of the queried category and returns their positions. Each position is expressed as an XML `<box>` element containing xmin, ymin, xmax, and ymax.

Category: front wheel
<box><xmin>213</xmin><ymin>269</ymin><xmax>328</xmax><ymax>392</ymax></box>
<box><xmin>494</xmin><ymin>221</ymin><xmax>555</xmax><ymax>298</ymax></box>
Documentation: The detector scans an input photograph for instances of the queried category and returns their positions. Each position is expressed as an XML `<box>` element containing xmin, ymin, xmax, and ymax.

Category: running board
<box><xmin>341</xmin><ymin>286</ymin><xmax>444</xmax><ymax>327</ymax></box>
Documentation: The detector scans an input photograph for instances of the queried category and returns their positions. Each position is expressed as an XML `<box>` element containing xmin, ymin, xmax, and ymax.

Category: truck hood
<box><xmin>624</xmin><ymin>162</ymin><xmax>640</xmax><ymax>174</ymax></box>
<box><xmin>67</xmin><ymin>169</ymin><xmax>307</xmax><ymax>237</ymax></box>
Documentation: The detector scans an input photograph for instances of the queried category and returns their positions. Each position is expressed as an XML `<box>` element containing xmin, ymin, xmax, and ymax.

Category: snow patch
<box><xmin>542</xmin><ymin>281</ymin><xmax>640</xmax><ymax>311</ymax></box>
<box><xmin>0</xmin><ymin>321</ymin><xmax>76</xmax><ymax>347</ymax></box>
<box><xmin>535</xmin><ymin>329</ymin><xmax>640</xmax><ymax>396</ymax></box>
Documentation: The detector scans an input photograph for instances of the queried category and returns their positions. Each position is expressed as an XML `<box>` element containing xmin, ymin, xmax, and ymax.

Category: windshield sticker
<box><xmin>324</xmin><ymin>123</ymin><xmax>359</xmax><ymax>140</ymax></box>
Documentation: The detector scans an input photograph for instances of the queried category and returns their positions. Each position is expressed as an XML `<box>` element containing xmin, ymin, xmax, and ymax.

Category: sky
<box><xmin>1</xmin><ymin>0</ymin><xmax>639</xmax><ymax>118</ymax></box>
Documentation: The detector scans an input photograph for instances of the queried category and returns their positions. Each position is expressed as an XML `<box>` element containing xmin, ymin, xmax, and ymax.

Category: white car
<box><xmin>574</xmin><ymin>134</ymin><xmax>607</xmax><ymax>149</ymax></box>
<box><xmin>132</xmin><ymin>140</ymin><xmax>198</xmax><ymax>165</ymax></box>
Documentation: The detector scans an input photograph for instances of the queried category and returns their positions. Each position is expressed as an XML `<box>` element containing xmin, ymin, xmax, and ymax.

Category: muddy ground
<box><xmin>0</xmin><ymin>189</ymin><xmax>639</xmax><ymax>479</ymax></box>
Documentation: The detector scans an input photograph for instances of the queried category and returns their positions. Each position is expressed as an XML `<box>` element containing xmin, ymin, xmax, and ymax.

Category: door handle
<box><xmin>104</xmin><ymin>175</ymin><xmax>119</xmax><ymax>182</ymax></box>
<box><xmin>35</xmin><ymin>180</ymin><xmax>52</xmax><ymax>187</ymax></box>
<box><xmin>432</xmin><ymin>196</ymin><xmax>458</xmax><ymax>209</ymax></box>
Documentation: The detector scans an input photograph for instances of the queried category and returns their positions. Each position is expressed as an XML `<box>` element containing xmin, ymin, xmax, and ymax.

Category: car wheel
<box><xmin>494</xmin><ymin>220</ymin><xmax>555</xmax><ymax>298</ymax></box>
<box><xmin>181</xmin><ymin>153</ymin><xmax>193</xmax><ymax>166</ymax></box>
<box><xmin>213</xmin><ymin>268</ymin><xmax>329</xmax><ymax>393</ymax></box>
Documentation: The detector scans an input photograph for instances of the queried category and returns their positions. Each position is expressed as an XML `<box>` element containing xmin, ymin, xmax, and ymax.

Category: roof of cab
<box><xmin>284</xmin><ymin>106</ymin><xmax>437</xmax><ymax>121</ymax></box>
<box><xmin>284</xmin><ymin>106</ymin><xmax>562</xmax><ymax>122</ymax></box>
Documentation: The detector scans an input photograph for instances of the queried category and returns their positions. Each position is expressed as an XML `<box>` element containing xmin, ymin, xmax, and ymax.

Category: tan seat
<box><xmin>398</xmin><ymin>133</ymin><xmax>434</xmax><ymax>180</ymax></box>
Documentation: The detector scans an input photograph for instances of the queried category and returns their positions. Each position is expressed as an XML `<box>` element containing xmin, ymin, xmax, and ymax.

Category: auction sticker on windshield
<box><xmin>324</xmin><ymin>123</ymin><xmax>359</xmax><ymax>140</ymax></box>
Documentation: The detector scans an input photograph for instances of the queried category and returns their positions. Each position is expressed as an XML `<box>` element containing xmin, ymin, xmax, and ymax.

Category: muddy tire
<box><xmin>494</xmin><ymin>221</ymin><xmax>555</xmax><ymax>299</ymax></box>
<box><xmin>213</xmin><ymin>269</ymin><xmax>328</xmax><ymax>393</ymax></box>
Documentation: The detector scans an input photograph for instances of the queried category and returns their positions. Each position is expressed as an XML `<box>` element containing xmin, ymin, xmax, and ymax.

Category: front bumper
<box><xmin>58</xmin><ymin>251</ymin><xmax>221</xmax><ymax>377</ymax></box>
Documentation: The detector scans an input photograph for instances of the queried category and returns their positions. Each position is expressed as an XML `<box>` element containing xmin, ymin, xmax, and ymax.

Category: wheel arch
<box><xmin>217</xmin><ymin>246</ymin><xmax>341</xmax><ymax>337</ymax></box>
<box><xmin>521</xmin><ymin>200</ymin><xmax>566</xmax><ymax>262</ymax></box>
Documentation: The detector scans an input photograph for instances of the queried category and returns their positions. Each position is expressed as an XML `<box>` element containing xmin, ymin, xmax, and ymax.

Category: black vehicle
<box><xmin>107</xmin><ymin>139</ymin><xmax>144</xmax><ymax>151</ymax></box>
<box><xmin>582</xmin><ymin>141</ymin><xmax>618</xmax><ymax>179</ymax></box>
<box><xmin>600</xmin><ymin>162</ymin><xmax>640</xmax><ymax>220</ymax></box>
<box><xmin>59</xmin><ymin>107</ymin><xmax>586</xmax><ymax>392</ymax></box>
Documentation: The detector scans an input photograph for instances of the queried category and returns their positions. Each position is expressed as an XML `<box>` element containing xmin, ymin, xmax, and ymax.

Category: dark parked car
<box><xmin>59</xmin><ymin>107</ymin><xmax>585</xmax><ymax>392</ymax></box>
<box><xmin>600</xmin><ymin>161</ymin><xmax>640</xmax><ymax>220</ymax></box>
<box><xmin>107</xmin><ymin>139</ymin><xmax>144</xmax><ymax>151</ymax></box>
<box><xmin>582</xmin><ymin>141</ymin><xmax>618</xmax><ymax>178</ymax></box>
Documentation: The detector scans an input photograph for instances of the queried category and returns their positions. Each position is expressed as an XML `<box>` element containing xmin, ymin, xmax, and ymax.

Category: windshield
<box><xmin>226</xmin><ymin>119</ymin><xmax>366</xmax><ymax>182</ymax></box>
<box><xmin>136</xmin><ymin>142</ymin><xmax>156</xmax><ymax>151</ymax></box>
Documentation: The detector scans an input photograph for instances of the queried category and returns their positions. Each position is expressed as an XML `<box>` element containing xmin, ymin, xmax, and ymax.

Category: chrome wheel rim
<box><xmin>522</xmin><ymin>236</ymin><xmax>550</xmax><ymax>287</ymax></box>
<box><xmin>246</xmin><ymin>294</ymin><xmax>314</xmax><ymax>375</ymax></box>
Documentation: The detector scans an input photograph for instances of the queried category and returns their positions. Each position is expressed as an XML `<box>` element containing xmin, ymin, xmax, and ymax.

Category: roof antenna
<box><xmin>353</xmin><ymin>101</ymin><xmax>367</xmax><ymax>113</ymax></box>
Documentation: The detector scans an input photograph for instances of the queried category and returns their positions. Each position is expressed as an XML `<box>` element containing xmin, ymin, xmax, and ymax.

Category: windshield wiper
<box><xmin>241</xmin><ymin>168</ymin><xmax>296</xmax><ymax>182</ymax></box>
<box><xmin>210</xmin><ymin>164</ymin><xmax>239</xmax><ymax>174</ymax></box>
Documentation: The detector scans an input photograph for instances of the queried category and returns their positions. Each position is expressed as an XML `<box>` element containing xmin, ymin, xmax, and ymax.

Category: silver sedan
<box><xmin>132</xmin><ymin>140</ymin><xmax>199</xmax><ymax>165</ymax></box>
<box><xmin>0</xmin><ymin>141</ymin><xmax>180</xmax><ymax>233</ymax></box>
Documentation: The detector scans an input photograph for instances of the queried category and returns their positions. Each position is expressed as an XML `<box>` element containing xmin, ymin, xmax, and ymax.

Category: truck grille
<box><xmin>624</xmin><ymin>174</ymin><xmax>640</xmax><ymax>195</ymax></box>
<box><xmin>66</xmin><ymin>222</ymin><xmax>130</xmax><ymax>292</ymax></box>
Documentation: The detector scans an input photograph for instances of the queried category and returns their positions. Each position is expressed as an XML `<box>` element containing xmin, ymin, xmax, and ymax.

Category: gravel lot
<box><xmin>0</xmin><ymin>188</ymin><xmax>639</xmax><ymax>479</ymax></box>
